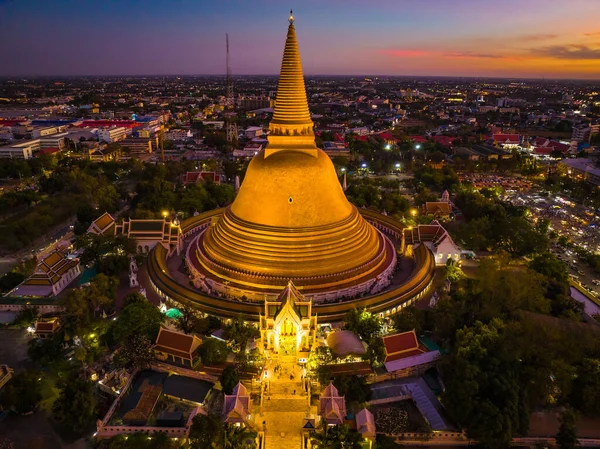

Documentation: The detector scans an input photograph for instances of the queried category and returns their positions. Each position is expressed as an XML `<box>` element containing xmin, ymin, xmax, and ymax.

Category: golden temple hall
<box><xmin>148</xmin><ymin>13</ymin><xmax>435</xmax><ymax>325</ymax></box>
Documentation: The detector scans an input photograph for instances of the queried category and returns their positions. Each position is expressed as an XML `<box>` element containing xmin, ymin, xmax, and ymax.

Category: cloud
<box><xmin>584</xmin><ymin>32</ymin><xmax>600</xmax><ymax>36</ymax></box>
<box><xmin>520</xmin><ymin>33</ymin><xmax>558</xmax><ymax>41</ymax></box>
<box><xmin>444</xmin><ymin>51</ymin><xmax>497</xmax><ymax>59</ymax></box>
<box><xmin>379</xmin><ymin>49</ymin><xmax>429</xmax><ymax>57</ymax></box>
<box><xmin>532</xmin><ymin>44</ymin><xmax>600</xmax><ymax>59</ymax></box>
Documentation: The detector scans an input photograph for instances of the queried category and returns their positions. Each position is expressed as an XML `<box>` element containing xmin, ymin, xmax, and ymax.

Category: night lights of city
<box><xmin>0</xmin><ymin>1</ymin><xmax>599</xmax><ymax>449</ymax></box>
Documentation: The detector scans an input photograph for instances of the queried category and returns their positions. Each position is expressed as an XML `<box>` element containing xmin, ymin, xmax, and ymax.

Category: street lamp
<box><xmin>361</xmin><ymin>163</ymin><xmax>367</xmax><ymax>168</ymax></box>
<box><xmin>415</xmin><ymin>144</ymin><xmax>421</xmax><ymax>150</ymax></box>
<box><xmin>162</xmin><ymin>211</ymin><xmax>169</xmax><ymax>218</ymax></box>
<box><xmin>395</xmin><ymin>163</ymin><xmax>401</xmax><ymax>169</ymax></box>
<box><xmin>411</xmin><ymin>209</ymin><xmax>418</xmax><ymax>217</ymax></box>
<box><xmin>385</xmin><ymin>144</ymin><xmax>391</xmax><ymax>150</ymax></box>
<box><xmin>341</xmin><ymin>168</ymin><xmax>346</xmax><ymax>172</ymax></box>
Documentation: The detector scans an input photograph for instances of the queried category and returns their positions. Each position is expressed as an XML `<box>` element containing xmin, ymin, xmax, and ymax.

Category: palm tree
<box><xmin>223</xmin><ymin>424</ymin><xmax>257</xmax><ymax>449</ymax></box>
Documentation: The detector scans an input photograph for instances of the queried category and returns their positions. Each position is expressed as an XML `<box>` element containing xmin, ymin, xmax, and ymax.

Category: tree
<box><xmin>224</xmin><ymin>314</ymin><xmax>253</xmax><ymax>352</ymax></box>
<box><xmin>309</xmin><ymin>422</ymin><xmax>363</xmax><ymax>449</ymax></box>
<box><xmin>571</xmin><ymin>358</ymin><xmax>600</xmax><ymax>415</ymax></box>
<box><xmin>176</xmin><ymin>306</ymin><xmax>199</xmax><ymax>334</ymax></box>
<box><xmin>87</xmin><ymin>273</ymin><xmax>119</xmax><ymax>314</ymax></box>
<box><xmin>0</xmin><ymin>372</ymin><xmax>42</xmax><ymax>414</ymax></box>
<box><xmin>556</xmin><ymin>409</ymin><xmax>579</xmax><ymax>449</ymax></box>
<box><xmin>442</xmin><ymin>319</ymin><xmax>528</xmax><ymax>448</ymax></box>
<box><xmin>112</xmin><ymin>295</ymin><xmax>165</xmax><ymax>343</ymax></box>
<box><xmin>223</xmin><ymin>424</ymin><xmax>257</xmax><ymax>449</ymax></box>
<box><xmin>11</xmin><ymin>305</ymin><xmax>38</xmax><ymax>327</ymax></box>
<box><xmin>95</xmin><ymin>184</ymin><xmax>120</xmax><ymax>213</ymax></box>
<box><xmin>220</xmin><ymin>366</ymin><xmax>239</xmax><ymax>395</ymax></box>
<box><xmin>333</xmin><ymin>375</ymin><xmax>371</xmax><ymax>405</ymax></box>
<box><xmin>199</xmin><ymin>338</ymin><xmax>229</xmax><ymax>365</ymax></box>
<box><xmin>115</xmin><ymin>334</ymin><xmax>155</xmax><ymax>370</ymax></box>
<box><xmin>343</xmin><ymin>308</ymin><xmax>382</xmax><ymax>342</ymax></box>
<box><xmin>52</xmin><ymin>372</ymin><xmax>97</xmax><ymax>433</ymax></box>
<box><xmin>392</xmin><ymin>306</ymin><xmax>427</xmax><ymax>334</ymax></box>
<box><xmin>189</xmin><ymin>413</ymin><xmax>224</xmax><ymax>449</ymax></box>
<box><xmin>375</xmin><ymin>434</ymin><xmax>403</xmax><ymax>449</ymax></box>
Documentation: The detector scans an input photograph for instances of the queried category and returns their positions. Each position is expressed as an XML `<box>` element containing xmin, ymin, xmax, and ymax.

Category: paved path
<box><xmin>261</xmin><ymin>358</ymin><xmax>309</xmax><ymax>449</ymax></box>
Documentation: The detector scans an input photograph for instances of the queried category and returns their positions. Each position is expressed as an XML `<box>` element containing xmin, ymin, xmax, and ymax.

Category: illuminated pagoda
<box><xmin>190</xmin><ymin>12</ymin><xmax>395</xmax><ymax>298</ymax></box>
<box><xmin>149</xmin><ymin>13</ymin><xmax>435</xmax><ymax>323</ymax></box>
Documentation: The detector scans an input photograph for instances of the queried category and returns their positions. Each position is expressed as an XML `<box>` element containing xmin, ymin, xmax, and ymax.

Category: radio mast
<box><xmin>225</xmin><ymin>34</ymin><xmax>237</xmax><ymax>148</ymax></box>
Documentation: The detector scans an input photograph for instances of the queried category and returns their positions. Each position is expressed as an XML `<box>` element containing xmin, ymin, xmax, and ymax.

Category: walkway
<box><xmin>261</xmin><ymin>357</ymin><xmax>309</xmax><ymax>449</ymax></box>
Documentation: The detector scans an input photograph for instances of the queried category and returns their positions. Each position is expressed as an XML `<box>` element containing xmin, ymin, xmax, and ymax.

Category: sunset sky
<box><xmin>1</xmin><ymin>0</ymin><xmax>599</xmax><ymax>79</ymax></box>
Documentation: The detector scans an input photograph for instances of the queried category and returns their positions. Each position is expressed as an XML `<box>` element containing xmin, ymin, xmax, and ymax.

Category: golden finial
<box><xmin>289</xmin><ymin>10</ymin><xmax>294</xmax><ymax>24</ymax></box>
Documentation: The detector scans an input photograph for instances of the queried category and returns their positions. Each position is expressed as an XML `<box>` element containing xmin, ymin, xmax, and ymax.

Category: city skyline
<box><xmin>1</xmin><ymin>0</ymin><xmax>600</xmax><ymax>79</ymax></box>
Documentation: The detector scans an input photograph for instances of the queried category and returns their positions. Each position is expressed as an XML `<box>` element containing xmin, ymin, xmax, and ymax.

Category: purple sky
<box><xmin>1</xmin><ymin>0</ymin><xmax>599</xmax><ymax>78</ymax></box>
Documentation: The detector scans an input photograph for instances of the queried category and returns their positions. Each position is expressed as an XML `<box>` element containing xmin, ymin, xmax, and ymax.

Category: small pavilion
<box><xmin>318</xmin><ymin>382</ymin><xmax>347</xmax><ymax>426</ymax></box>
<box><xmin>222</xmin><ymin>382</ymin><xmax>251</xmax><ymax>424</ymax></box>
<box><xmin>259</xmin><ymin>281</ymin><xmax>317</xmax><ymax>355</ymax></box>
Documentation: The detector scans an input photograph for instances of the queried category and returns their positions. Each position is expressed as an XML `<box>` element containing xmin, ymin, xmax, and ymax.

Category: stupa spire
<box><xmin>265</xmin><ymin>12</ymin><xmax>318</xmax><ymax>158</ymax></box>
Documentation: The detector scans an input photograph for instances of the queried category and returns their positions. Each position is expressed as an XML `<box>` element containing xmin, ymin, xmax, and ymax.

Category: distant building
<box><xmin>493</xmin><ymin>133</ymin><xmax>520</xmax><ymax>149</ymax></box>
<box><xmin>0</xmin><ymin>139</ymin><xmax>40</xmax><ymax>159</ymax></box>
<box><xmin>558</xmin><ymin>158</ymin><xmax>600</xmax><ymax>186</ymax></box>
<box><xmin>88</xmin><ymin>213</ymin><xmax>183</xmax><ymax>255</ymax></box>
<box><xmin>572</xmin><ymin>123</ymin><xmax>599</xmax><ymax>143</ymax></box>
<box><xmin>404</xmin><ymin>221</ymin><xmax>461</xmax><ymax>265</ymax></box>
<box><xmin>180</xmin><ymin>171</ymin><xmax>221</xmax><ymax>185</ymax></box>
<box><xmin>244</xmin><ymin>126</ymin><xmax>264</xmax><ymax>139</ymax></box>
<box><xmin>423</xmin><ymin>202</ymin><xmax>452</xmax><ymax>219</ymax></box>
<box><xmin>98</xmin><ymin>127</ymin><xmax>128</xmax><ymax>143</ymax></box>
<box><xmin>120</xmin><ymin>136</ymin><xmax>157</xmax><ymax>155</ymax></box>
<box><xmin>88</xmin><ymin>145</ymin><xmax>122</xmax><ymax>162</ymax></box>
<box><xmin>11</xmin><ymin>250</ymin><xmax>80</xmax><ymax>297</ymax></box>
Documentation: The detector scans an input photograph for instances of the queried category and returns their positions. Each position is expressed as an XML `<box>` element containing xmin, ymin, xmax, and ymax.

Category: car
<box><xmin>578</xmin><ymin>270</ymin><xmax>585</xmax><ymax>276</ymax></box>
<box><xmin>592</xmin><ymin>280</ymin><xmax>600</xmax><ymax>286</ymax></box>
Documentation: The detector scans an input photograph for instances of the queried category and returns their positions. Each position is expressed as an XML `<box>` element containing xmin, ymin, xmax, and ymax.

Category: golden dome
<box><xmin>196</xmin><ymin>15</ymin><xmax>392</xmax><ymax>292</ymax></box>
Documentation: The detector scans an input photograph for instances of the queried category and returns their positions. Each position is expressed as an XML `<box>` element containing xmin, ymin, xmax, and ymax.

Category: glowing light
<box><xmin>361</xmin><ymin>163</ymin><xmax>367</xmax><ymax>168</ymax></box>
<box><xmin>27</xmin><ymin>326</ymin><xmax>35</xmax><ymax>334</ymax></box>
<box><xmin>385</xmin><ymin>144</ymin><xmax>391</xmax><ymax>150</ymax></box>
<box><xmin>415</xmin><ymin>144</ymin><xmax>421</xmax><ymax>150</ymax></box>
<box><xmin>411</xmin><ymin>209</ymin><xmax>418</xmax><ymax>217</ymax></box>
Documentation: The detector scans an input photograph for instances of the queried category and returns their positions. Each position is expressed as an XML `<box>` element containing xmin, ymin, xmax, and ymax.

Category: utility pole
<box><xmin>159</xmin><ymin>126</ymin><xmax>165</xmax><ymax>163</ymax></box>
<box><xmin>225</xmin><ymin>33</ymin><xmax>238</xmax><ymax>149</ymax></box>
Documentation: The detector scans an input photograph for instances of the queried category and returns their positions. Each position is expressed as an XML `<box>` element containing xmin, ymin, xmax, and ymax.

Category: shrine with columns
<box><xmin>259</xmin><ymin>281</ymin><xmax>317</xmax><ymax>355</ymax></box>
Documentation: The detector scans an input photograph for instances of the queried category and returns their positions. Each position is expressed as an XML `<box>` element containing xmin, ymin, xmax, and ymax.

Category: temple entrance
<box><xmin>278</xmin><ymin>318</ymin><xmax>297</xmax><ymax>356</ymax></box>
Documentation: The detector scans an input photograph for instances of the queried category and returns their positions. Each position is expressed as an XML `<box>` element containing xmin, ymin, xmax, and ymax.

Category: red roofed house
<box><xmin>382</xmin><ymin>330</ymin><xmax>441</xmax><ymax>375</ymax></box>
<box><xmin>34</xmin><ymin>318</ymin><xmax>61</xmax><ymax>339</ymax></box>
<box><xmin>383</xmin><ymin>330</ymin><xmax>424</xmax><ymax>364</ymax></box>
<box><xmin>423</xmin><ymin>202</ymin><xmax>452</xmax><ymax>219</ymax></box>
<box><xmin>319</xmin><ymin>383</ymin><xmax>347</xmax><ymax>426</ymax></box>
<box><xmin>154</xmin><ymin>327</ymin><xmax>202</xmax><ymax>368</ymax></box>
<box><xmin>180</xmin><ymin>171</ymin><xmax>221</xmax><ymax>185</ymax></box>
<box><xmin>408</xmin><ymin>135</ymin><xmax>428</xmax><ymax>144</ymax></box>
<box><xmin>431</xmin><ymin>135</ymin><xmax>455</xmax><ymax>148</ymax></box>
<box><xmin>222</xmin><ymin>382</ymin><xmax>251</xmax><ymax>424</ymax></box>
<box><xmin>493</xmin><ymin>134</ymin><xmax>521</xmax><ymax>149</ymax></box>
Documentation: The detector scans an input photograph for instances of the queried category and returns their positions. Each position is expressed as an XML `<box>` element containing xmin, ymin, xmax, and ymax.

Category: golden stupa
<box><xmin>195</xmin><ymin>12</ymin><xmax>390</xmax><ymax>293</ymax></box>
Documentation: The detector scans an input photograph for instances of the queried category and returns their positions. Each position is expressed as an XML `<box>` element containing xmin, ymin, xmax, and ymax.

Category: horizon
<box><xmin>1</xmin><ymin>0</ymin><xmax>600</xmax><ymax>79</ymax></box>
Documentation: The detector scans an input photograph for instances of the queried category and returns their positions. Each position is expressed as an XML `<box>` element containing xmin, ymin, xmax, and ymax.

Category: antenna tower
<box><xmin>225</xmin><ymin>34</ymin><xmax>238</xmax><ymax>148</ymax></box>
